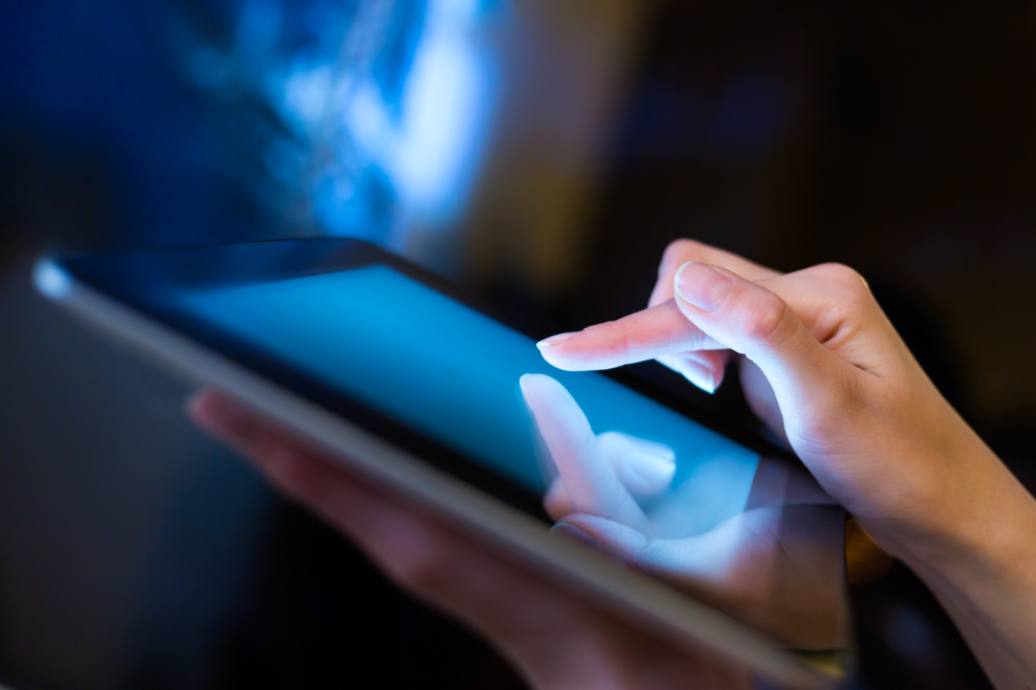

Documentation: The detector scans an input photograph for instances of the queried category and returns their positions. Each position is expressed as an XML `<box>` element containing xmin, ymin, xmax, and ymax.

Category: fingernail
<box><xmin>674</xmin><ymin>262</ymin><xmax>733</xmax><ymax>312</ymax></box>
<box><xmin>537</xmin><ymin>332</ymin><xmax>577</xmax><ymax>349</ymax></box>
<box><xmin>551</xmin><ymin>521</ymin><xmax>597</xmax><ymax>548</ymax></box>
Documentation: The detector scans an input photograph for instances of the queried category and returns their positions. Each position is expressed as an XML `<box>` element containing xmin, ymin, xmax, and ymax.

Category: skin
<box><xmin>190</xmin><ymin>239</ymin><xmax>1036</xmax><ymax>689</ymax></box>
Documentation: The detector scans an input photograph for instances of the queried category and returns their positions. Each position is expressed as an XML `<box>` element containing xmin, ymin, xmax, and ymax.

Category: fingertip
<box><xmin>185</xmin><ymin>389</ymin><xmax>216</xmax><ymax>421</ymax></box>
<box><xmin>534</xmin><ymin>340</ymin><xmax>591</xmax><ymax>372</ymax></box>
<box><xmin>519</xmin><ymin>374</ymin><xmax>591</xmax><ymax>438</ymax></box>
<box><xmin>187</xmin><ymin>390</ymin><xmax>243</xmax><ymax>436</ymax></box>
<box><xmin>518</xmin><ymin>372</ymin><xmax>558</xmax><ymax>399</ymax></box>
<box><xmin>536</xmin><ymin>332</ymin><xmax>578</xmax><ymax>350</ymax></box>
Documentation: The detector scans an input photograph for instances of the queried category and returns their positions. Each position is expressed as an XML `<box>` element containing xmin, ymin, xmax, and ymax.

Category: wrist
<box><xmin>894</xmin><ymin>452</ymin><xmax>1036</xmax><ymax>585</ymax></box>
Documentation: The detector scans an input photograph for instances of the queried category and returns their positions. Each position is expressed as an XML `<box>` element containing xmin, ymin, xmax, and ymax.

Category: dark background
<box><xmin>2</xmin><ymin>1</ymin><xmax>1035</xmax><ymax>688</ymax></box>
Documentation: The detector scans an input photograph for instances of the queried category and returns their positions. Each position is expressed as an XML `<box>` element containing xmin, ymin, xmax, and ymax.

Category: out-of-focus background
<box><xmin>2</xmin><ymin>1</ymin><xmax>1034</xmax><ymax>688</ymax></box>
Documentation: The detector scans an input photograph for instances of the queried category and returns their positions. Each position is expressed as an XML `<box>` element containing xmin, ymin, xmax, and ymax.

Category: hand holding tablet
<box><xmin>189</xmin><ymin>388</ymin><xmax>755</xmax><ymax>690</ymax></box>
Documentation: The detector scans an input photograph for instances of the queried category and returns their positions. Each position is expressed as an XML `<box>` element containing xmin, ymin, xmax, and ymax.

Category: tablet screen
<box><xmin>174</xmin><ymin>263</ymin><xmax>760</xmax><ymax>535</ymax></box>
<box><xmin>54</xmin><ymin>240</ymin><xmax>847</xmax><ymax>652</ymax></box>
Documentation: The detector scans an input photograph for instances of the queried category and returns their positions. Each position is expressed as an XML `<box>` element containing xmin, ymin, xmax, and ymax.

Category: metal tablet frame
<box><xmin>34</xmin><ymin>258</ymin><xmax>845</xmax><ymax>689</ymax></box>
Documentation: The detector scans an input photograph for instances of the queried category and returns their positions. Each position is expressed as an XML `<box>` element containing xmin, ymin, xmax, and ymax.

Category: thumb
<box><xmin>671</xmin><ymin>261</ymin><xmax>852</xmax><ymax>425</ymax></box>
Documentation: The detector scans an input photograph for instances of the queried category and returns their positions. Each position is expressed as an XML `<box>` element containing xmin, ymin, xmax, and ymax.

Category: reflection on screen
<box><xmin>175</xmin><ymin>264</ymin><xmax>758</xmax><ymax>536</ymax></box>
<box><xmin>172</xmin><ymin>264</ymin><xmax>846</xmax><ymax>650</ymax></box>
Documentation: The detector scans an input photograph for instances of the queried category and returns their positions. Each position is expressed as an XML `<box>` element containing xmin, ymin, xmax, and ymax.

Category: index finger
<box><xmin>519</xmin><ymin>374</ymin><xmax>643</xmax><ymax>524</ymax></box>
<box><xmin>536</xmin><ymin>299</ymin><xmax>725</xmax><ymax>371</ymax></box>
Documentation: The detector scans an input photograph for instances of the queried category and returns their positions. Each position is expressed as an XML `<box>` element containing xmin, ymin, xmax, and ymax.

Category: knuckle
<box><xmin>808</xmin><ymin>264</ymin><xmax>878</xmax><ymax>332</ymax></box>
<box><xmin>817</xmin><ymin>263</ymin><xmax>872</xmax><ymax>303</ymax></box>
<box><xmin>816</xmin><ymin>262</ymin><xmax>863</xmax><ymax>285</ymax></box>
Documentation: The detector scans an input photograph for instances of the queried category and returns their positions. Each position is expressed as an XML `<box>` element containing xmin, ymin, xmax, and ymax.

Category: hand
<box><xmin>189</xmin><ymin>391</ymin><xmax>752</xmax><ymax>690</ymax></box>
<box><xmin>535</xmin><ymin>239</ymin><xmax>1036</xmax><ymax>689</ymax></box>
<box><xmin>535</xmin><ymin>239</ymin><xmax>1011</xmax><ymax>559</ymax></box>
<box><xmin>521</xmin><ymin>373</ymin><xmax>845</xmax><ymax>651</ymax></box>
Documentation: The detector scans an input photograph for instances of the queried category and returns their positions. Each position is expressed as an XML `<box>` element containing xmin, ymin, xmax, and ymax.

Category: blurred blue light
<box><xmin>391</xmin><ymin>15</ymin><xmax>484</xmax><ymax>217</ymax></box>
<box><xmin>282</xmin><ymin>65</ymin><xmax>333</xmax><ymax>128</ymax></box>
<box><xmin>168</xmin><ymin>0</ymin><xmax>499</xmax><ymax>237</ymax></box>
<box><xmin>339</xmin><ymin>0</ymin><xmax>493</xmax><ymax>223</ymax></box>
<box><xmin>33</xmin><ymin>260</ymin><xmax>71</xmax><ymax>299</ymax></box>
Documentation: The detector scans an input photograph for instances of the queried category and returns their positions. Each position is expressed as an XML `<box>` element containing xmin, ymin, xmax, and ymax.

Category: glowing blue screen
<box><xmin>174</xmin><ymin>265</ymin><xmax>760</xmax><ymax>532</ymax></box>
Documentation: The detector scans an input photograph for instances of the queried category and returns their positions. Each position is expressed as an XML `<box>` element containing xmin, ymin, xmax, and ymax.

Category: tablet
<box><xmin>35</xmin><ymin>238</ymin><xmax>851</xmax><ymax>687</ymax></box>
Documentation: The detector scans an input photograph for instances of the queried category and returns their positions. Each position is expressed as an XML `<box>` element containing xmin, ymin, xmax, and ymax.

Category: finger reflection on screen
<box><xmin>521</xmin><ymin>373</ymin><xmax>846</xmax><ymax>651</ymax></box>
